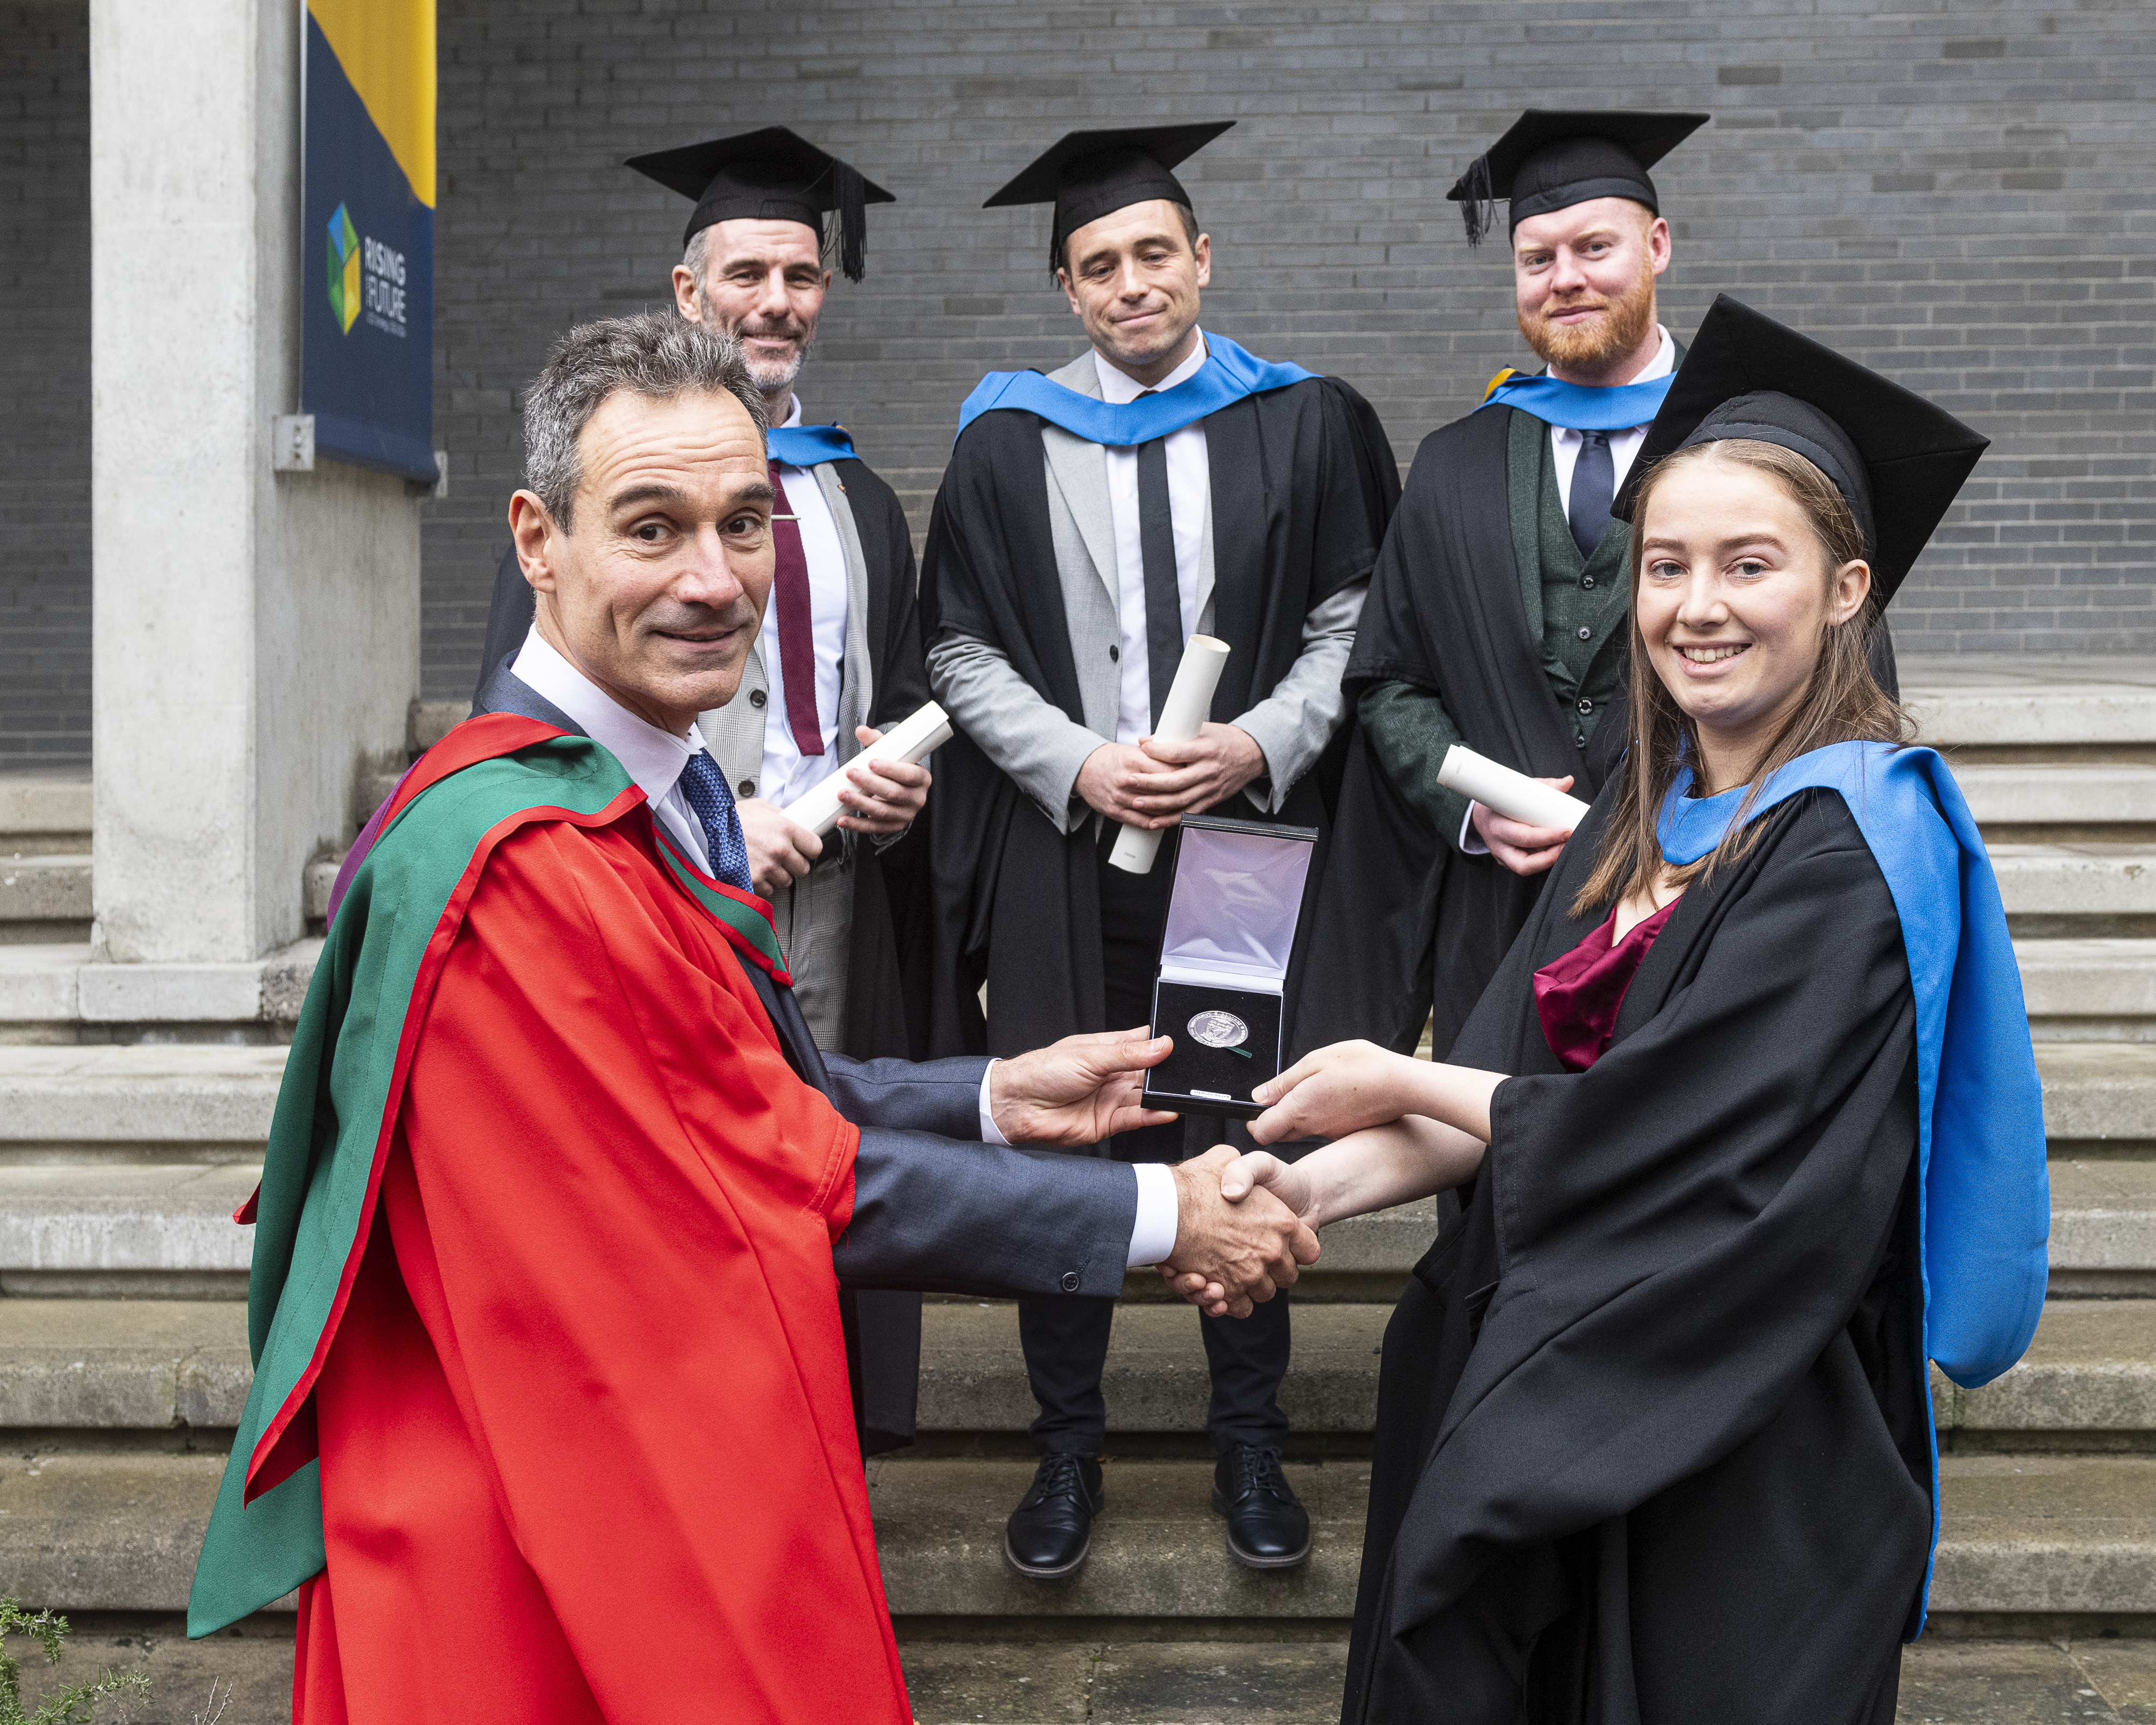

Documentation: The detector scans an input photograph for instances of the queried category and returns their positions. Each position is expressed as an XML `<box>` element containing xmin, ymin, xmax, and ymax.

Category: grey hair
<box><xmin>521</xmin><ymin>310</ymin><xmax>768</xmax><ymax>529</ymax></box>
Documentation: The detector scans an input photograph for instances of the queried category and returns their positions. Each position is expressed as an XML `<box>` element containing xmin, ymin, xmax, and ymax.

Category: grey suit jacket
<box><xmin>468</xmin><ymin>659</ymin><xmax>1138</xmax><ymax>1302</ymax></box>
<box><xmin>926</xmin><ymin>345</ymin><xmax>1367</xmax><ymax>834</ymax></box>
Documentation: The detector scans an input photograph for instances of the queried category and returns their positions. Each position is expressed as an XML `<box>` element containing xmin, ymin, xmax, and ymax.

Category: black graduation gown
<box><xmin>467</xmin><ymin>453</ymin><xmax>935</xmax><ymax>1455</ymax></box>
<box><xmin>918</xmin><ymin>375</ymin><xmax>1400</xmax><ymax>1067</ymax></box>
<box><xmin>1296</xmin><ymin>403</ymin><xmax>1905</xmax><ymax>1066</ymax></box>
<box><xmin>1344</xmin><ymin>785</ymin><xmax>1933</xmax><ymax>1725</ymax></box>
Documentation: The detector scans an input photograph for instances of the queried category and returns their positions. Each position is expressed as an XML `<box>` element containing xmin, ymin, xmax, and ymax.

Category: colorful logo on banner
<box><xmin>301</xmin><ymin>0</ymin><xmax>437</xmax><ymax>482</ymax></box>
<box><xmin>327</xmin><ymin>203</ymin><xmax>361</xmax><ymax>334</ymax></box>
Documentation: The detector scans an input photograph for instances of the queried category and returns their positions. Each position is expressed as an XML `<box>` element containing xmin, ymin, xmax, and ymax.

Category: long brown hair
<box><xmin>1571</xmin><ymin>438</ymin><xmax>1913</xmax><ymax>917</ymax></box>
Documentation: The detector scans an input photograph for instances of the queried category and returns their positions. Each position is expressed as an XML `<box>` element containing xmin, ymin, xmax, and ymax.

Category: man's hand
<box><xmin>736</xmin><ymin>798</ymin><xmax>822</xmax><ymax>898</ymax></box>
<box><xmin>1161</xmin><ymin>1150</ymin><xmax>1317</xmax><ymax>1312</ymax></box>
<box><xmin>1073</xmin><ymin>724</ymin><xmax>1265</xmax><ymax>828</ymax></box>
<box><xmin>1156</xmin><ymin>1146</ymin><xmax>1321</xmax><ymax>1319</ymax></box>
<box><xmin>1469</xmin><ymin>775</ymin><xmax>1575</xmax><ymax>877</ymax></box>
<box><xmin>989</xmin><ymin>1026</ymin><xmax>1179</xmax><ymax>1147</ymax></box>
<box><xmin>1248</xmin><ymin>1040</ymin><xmax>1419</xmax><ymax>1146</ymax></box>
<box><xmin>835</xmin><ymin>724</ymin><xmax>930</xmax><ymax>837</ymax></box>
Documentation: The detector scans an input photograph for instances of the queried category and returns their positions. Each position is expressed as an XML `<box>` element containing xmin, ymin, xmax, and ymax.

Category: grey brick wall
<box><xmin>0</xmin><ymin>3</ymin><xmax>90</xmax><ymax>768</ymax></box>
<box><xmin>418</xmin><ymin>0</ymin><xmax>2156</xmax><ymax>696</ymax></box>
<box><xmin>4</xmin><ymin>3</ymin><xmax>2152</xmax><ymax>749</ymax></box>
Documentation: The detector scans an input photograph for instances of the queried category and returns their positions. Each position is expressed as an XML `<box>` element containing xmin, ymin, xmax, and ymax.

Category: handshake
<box><xmin>986</xmin><ymin>1026</ymin><xmax>1322</xmax><ymax>1319</ymax></box>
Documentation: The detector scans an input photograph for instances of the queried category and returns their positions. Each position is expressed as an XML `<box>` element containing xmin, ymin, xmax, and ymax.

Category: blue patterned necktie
<box><xmin>674</xmin><ymin>750</ymin><xmax>755</xmax><ymax>893</ymax></box>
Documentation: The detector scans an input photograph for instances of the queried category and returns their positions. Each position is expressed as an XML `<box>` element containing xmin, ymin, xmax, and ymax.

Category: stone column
<box><xmin>89</xmin><ymin>0</ymin><xmax>420</xmax><ymax>965</ymax></box>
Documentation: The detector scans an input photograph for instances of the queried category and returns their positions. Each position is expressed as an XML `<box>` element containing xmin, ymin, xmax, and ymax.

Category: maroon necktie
<box><xmin>766</xmin><ymin>463</ymin><xmax>824</xmax><ymax>757</ymax></box>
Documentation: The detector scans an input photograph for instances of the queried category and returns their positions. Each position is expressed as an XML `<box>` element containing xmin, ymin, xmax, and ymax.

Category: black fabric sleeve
<box><xmin>1398</xmin><ymin>792</ymin><xmax>1920</xmax><ymax>1619</ymax></box>
<box><xmin>835</xmin><ymin>1129</ymin><xmax>1136</xmax><ymax>1298</ymax></box>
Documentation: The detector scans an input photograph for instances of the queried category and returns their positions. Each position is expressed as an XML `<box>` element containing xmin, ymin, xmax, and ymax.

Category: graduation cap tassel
<box><xmin>834</xmin><ymin>160</ymin><xmax>868</xmax><ymax>282</ymax></box>
<box><xmin>1460</xmin><ymin>154</ymin><xmax>1494</xmax><ymax>249</ymax></box>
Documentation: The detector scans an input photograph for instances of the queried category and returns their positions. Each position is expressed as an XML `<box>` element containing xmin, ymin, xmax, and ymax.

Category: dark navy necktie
<box><xmin>1134</xmin><ymin>390</ymin><xmax>1184</xmax><ymax>728</ymax></box>
<box><xmin>674</xmin><ymin>750</ymin><xmax>755</xmax><ymax>893</ymax></box>
<box><xmin>1568</xmin><ymin>429</ymin><xmax>1615</xmax><ymax>559</ymax></box>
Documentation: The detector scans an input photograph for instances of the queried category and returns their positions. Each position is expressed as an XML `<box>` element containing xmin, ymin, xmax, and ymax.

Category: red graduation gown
<box><xmin>290</xmin><ymin>812</ymin><xmax>910</xmax><ymax>1723</ymax></box>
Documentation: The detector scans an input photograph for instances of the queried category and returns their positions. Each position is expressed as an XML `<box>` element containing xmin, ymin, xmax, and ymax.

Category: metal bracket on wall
<box><xmin>270</xmin><ymin>415</ymin><xmax>315</xmax><ymax>473</ymax></box>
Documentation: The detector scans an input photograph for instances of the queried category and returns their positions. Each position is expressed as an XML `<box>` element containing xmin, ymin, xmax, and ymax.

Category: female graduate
<box><xmin>1179</xmin><ymin>297</ymin><xmax>2050</xmax><ymax>1723</ymax></box>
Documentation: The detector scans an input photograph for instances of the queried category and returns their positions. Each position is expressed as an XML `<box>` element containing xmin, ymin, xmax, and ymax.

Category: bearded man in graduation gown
<box><xmin>921</xmin><ymin>123</ymin><xmax>1399</xmax><ymax>1580</ymax></box>
<box><xmin>466</xmin><ymin>129</ymin><xmax>938</xmax><ymax>1453</ymax></box>
<box><xmin>1307</xmin><ymin>110</ymin><xmax>1902</xmax><ymax>1063</ymax></box>
<box><xmin>187</xmin><ymin>313</ymin><xmax>1319</xmax><ymax>1725</ymax></box>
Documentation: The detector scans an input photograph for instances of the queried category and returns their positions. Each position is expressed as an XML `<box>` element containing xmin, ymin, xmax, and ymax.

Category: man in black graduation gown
<box><xmin>468</xmin><ymin>129</ymin><xmax>935</xmax><ymax>1454</ymax></box>
<box><xmin>1305</xmin><ymin>110</ymin><xmax>1901</xmax><ymax>1064</ymax></box>
<box><xmin>920</xmin><ymin>123</ymin><xmax>1399</xmax><ymax>1579</ymax></box>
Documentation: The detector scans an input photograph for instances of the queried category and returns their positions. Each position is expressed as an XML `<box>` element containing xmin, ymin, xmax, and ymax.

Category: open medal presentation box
<box><xmin>1141</xmin><ymin>815</ymin><xmax>1319</xmax><ymax>1122</ymax></box>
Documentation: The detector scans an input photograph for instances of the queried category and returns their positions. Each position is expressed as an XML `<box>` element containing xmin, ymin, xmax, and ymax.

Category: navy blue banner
<box><xmin>301</xmin><ymin>10</ymin><xmax>436</xmax><ymax>482</ymax></box>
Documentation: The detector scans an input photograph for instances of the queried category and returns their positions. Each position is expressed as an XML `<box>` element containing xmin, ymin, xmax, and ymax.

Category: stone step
<box><xmin>0</xmin><ymin>1155</ymin><xmax>2147</xmax><ymax>1295</ymax></box>
<box><xmin>0</xmin><ymin>855</ymin><xmax>92</xmax><ymax>943</ymax></box>
<box><xmin>2017</xmin><ymin>940</ymin><xmax>2156</xmax><ymax>1042</ymax></box>
<box><xmin>0</xmin><ymin>777</ymin><xmax>91</xmax><ymax>851</ymax></box>
<box><xmin>0</xmin><ymin>1167</ymin><xmax>260</xmax><ymax>1295</ymax></box>
<box><xmin>13</xmin><ymin>1633</ymin><xmax>2154</xmax><ymax>1725</ymax></box>
<box><xmin>8</xmin><ymin>1296</ymin><xmax>2146</xmax><ymax>1443</ymax></box>
<box><xmin>2039</xmin><ymin>1045</ymin><xmax>2156</xmax><ymax>1147</ymax></box>
<box><xmin>1958</xmin><ymin>762</ymin><xmax>2156</xmax><ymax>834</ymax></box>
<box><xmin>1992</xmin><ymin>845</ymin><xmax>2156</xmax><ymax>928</ymax></box>
<box><xmin>0</xmin><ymin>1044</ymin><xmax>287</xmax><ymax>1155</ymax></box>
<box><xmin>0</xmin><ymin>941</ymin><xmax>320</xmax><ymax>1033</ymax></box>
<box><xmin>1902</xmin><ymin>656</ymin><xmax>2156</xmax><ymax>751</ymax></box>
<box><xmin>5</xmin><ymin>1451</ymin><xmax>2106</xmax><ymax>1622</ymax></box>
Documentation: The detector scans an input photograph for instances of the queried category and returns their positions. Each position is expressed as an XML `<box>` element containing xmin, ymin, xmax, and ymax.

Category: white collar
<box><xmin>1092</xmin><ymin>329</ymin><xmax>1210</xmax><ymax>405</ymax></box>
<box><xmin>1635</xmin><ymin>324</ymin><xmax>1676</xmax><ymax>383</ymax></box>
<box><xmin>775</xmin><ymin>392</ymin><xmax>805</xmax><ymax>428</ymax></box>
<box><xmin>510</xmin><ymin>624</ymin><xmax>699</xmax><ymax>809</ymax></box>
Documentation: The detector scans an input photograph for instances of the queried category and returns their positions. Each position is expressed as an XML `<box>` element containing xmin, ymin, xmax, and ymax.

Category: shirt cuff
<box><xmin>1127</xmin><ymin>1161</ymin><xmax>1180</xmax><ymax>1267</ymax></box>
<box><xmin>978</xmin><ymin>1061</ymin><xmax>1010</xmax><ymax>1146</ymax></box>
<box><xmin>1459</xmin><ymin>802</ymin><xmax>1490</xmax><ymax>856</ymax></box>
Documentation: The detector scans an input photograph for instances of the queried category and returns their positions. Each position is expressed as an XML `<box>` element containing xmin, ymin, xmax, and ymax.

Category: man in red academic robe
<box><xmin>186</xmin><ymin>311</ymin><xmax>1317</xmax><ymax>1724</ymax></box>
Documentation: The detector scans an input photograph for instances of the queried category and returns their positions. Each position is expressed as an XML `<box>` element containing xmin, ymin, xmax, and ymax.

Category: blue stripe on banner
<box><xmin>301</xmin><ymin>10</ymin><xmax>436</xmax><ymax>483</ymax></box>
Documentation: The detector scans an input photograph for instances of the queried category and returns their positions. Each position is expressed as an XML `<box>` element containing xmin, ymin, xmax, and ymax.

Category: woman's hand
<box><xmin>1249</xmin><ymin>1040</ymin><xmax>1422</xmax><ymax>1144</ymax></box>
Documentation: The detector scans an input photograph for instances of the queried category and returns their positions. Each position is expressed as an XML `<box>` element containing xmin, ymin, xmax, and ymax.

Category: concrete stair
<box><xmin>0</xmin><ymin>778</ymin><xmax>91</xmax><ymax>946</ymax></box>
<box><xmin>3</xmin><ymin>656</ymin><xmax>2153</xmax><ymax>1712</ymax></box>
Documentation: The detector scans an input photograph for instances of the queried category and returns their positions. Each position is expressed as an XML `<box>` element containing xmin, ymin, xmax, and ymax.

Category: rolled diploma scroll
<box><xmin>1107</xmin><ymin>634</ymin><xmax>1233</xmax><ymax>875</ymax></box>
<box><xmin>780</xmin><ymin>701</ymin><xmax>955</xmax><ymax>839</ymax></box>
<box><xmin>1436</xmin><ymin>744</ymin><xmax>1592</xmax><ymax>832</ymax></box>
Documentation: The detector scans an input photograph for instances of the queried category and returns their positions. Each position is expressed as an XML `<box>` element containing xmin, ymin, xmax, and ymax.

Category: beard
<box><xmin>699</xmin><ymin>293</ymin><xmax>814</xmax><ymax>396</ymax></box>
<box><xmin>1518</xmin><ymin>249</ymin><xmax>1657</xmax><ymax>374</ymax></box>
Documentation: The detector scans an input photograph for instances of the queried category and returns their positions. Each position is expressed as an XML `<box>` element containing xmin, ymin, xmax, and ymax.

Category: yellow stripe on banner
<box><xmin>309</xmin><ymin>0</ymin><xmax>436</xmax><ymax>209</ymax></box>
<box><xmin>1480</xmin><ymin>367</ymin><xmax>1517</xmax><ymax>404</ymax></box>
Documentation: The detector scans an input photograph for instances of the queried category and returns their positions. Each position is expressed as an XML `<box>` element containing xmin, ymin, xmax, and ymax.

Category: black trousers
<box><xmin>1017</xmin><ymin>825</ymin><xmax>1293</xmax><ymax>1457</ymax></box>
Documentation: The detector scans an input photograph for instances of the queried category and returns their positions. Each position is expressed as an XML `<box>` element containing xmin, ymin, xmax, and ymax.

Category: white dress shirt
<box><xmin>1547</xmin><ymin>324</ymin><xmax>1676</xmax><ymax>513</ymax></box>
<box><xmin>513</xmin><ymin>624</ymin><xmax>716</xmax><ymax>871</ymax></box>
<box><xmin>515</xmin><ymin>623</ymin><xmax>1180</xmax><ymax>1267</ymax></box>
<box><xmin>755</xmin><ymin>395</ymin><xmax>852</xmax><ymax>806</ymax></box>
<box><xmin>1097</xmin><ymin>336</ymin><xmax>1211</xmax><ymax>744</ymax></box>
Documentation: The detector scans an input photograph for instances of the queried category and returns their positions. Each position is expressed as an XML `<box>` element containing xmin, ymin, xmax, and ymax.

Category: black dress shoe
<box><xmin>1212</xmin><ymin>1443</ymin><xmax>1311</xmax><ymax>1569</ymax></box>
<box><xmin>1004</xmin><ymin>1453</ymin><xmax>1105</xmax><ymax>1579</ymax></box>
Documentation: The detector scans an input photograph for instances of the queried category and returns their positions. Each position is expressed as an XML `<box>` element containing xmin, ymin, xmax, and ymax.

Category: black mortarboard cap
<box><xmin>625</xmin><ymin>126</ymin><xmax>896</xmax><ymax>282</ymax></box>
<box><xmin>984</xmin><ymin>122</ymin><xmax>1235</xmax><ymax>271</ymax></box>
<box><xmin>1447</xmin><ymin>109</ymin><xmax>1708</xmax><ymax>247</ymax></box>
<box><xmin>1615</xmin><ymin>295</ymin><xmax>1988</xmax><ymax>603</ymax></box>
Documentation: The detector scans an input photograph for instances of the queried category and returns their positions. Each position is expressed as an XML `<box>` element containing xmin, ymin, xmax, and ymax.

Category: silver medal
<box><xmin>1187</xmin><ymin>1009</ymin><xmax>1249</xmax><ymax>1050</ymax></box>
